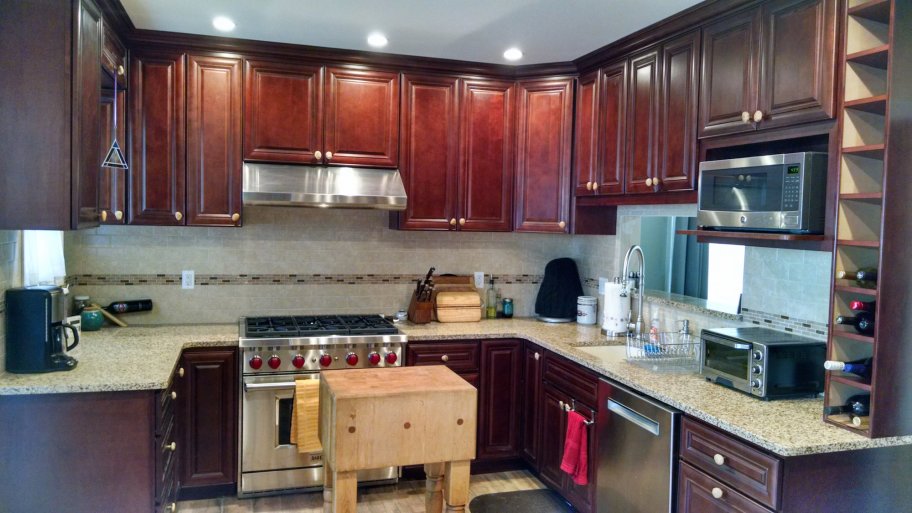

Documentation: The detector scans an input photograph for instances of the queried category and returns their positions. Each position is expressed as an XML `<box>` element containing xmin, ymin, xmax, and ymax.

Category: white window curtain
<box><xmin>21</xmin><ymin>230</ymin><xmax>67</xmax><ymax>286</ymax></box>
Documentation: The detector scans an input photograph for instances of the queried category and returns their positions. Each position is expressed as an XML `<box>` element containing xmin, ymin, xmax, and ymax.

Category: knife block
<box><xmin>407</xmin><ymin>292</ymin><xmax>433</xmax><ymax>324</ymax></box>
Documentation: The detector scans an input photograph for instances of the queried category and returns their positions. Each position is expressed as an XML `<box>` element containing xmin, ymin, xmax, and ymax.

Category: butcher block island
<box><xmin>319</xmin><ymin>366</ymin><xmax>478</xmax><ymax>512</ymax></box>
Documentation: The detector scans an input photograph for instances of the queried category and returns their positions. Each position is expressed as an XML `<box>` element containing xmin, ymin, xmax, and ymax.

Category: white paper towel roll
<box><xmin>602</xmin><ymin>282</ymin><xmax>630</xmax><ymax>335</ymax></box>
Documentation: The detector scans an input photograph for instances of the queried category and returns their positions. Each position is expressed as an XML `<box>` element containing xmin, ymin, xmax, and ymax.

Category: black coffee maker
<box><xmin>5</xmin><ymin>286</ymin><xmax>79</xmax><ymax>373</ymax></box>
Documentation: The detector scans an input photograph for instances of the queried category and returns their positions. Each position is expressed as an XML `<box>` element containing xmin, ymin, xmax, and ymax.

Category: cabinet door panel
<box><xmin>625</xmin><ymin>50</ymin><xmax>659</xmax><ymax>195</ymax></box>
<box><xmin>73</xmin><ymin>0</ymin><xmax>103</xmax><ymax>229</ymax></box>
<box><xmin>521</xmin><ymin>343</ymin><xmax>543</xmax><ymax>469</ymax></box>
<box><xmin>574</xmin><ymin>71</ymin><xmax>599</xmax><ymax>196</ymax></box>
<box><xmin>538</xmin><ymin>384</ymin><xmax>568</xmax><ymax>492</ymax></box>
<box><xmin>129</xmin><ymin>50</ymin><xmax>186</xmax><ymax>225</ymax></box>
<box><xmin>658</xmin><ymin>31</ymin><xmax>700</xmax><ymax>192</ymax></box>
<box><xmin>397</xmin><ymin>73</ymin><xmax>458</xmax><ymax>230</ymax></box>
<box><xmin>477</xmin><ymin>339</ymin><xmax>523</xmax><ymax>461</ymax></box>
<box><xmin>514</xmin><ymin>78</ymin><xmax>573</xmax><ymax>233</ymax></box>
<box><xmin>325</xmin><ymin>68</ymin><xmax>399</xmax><ymax>167</ymax></box>
<box><xmin>459</xmin><ymin>79</ymin><xmax>515</xmax><ymax>231</ymax></box>
<box><xmin>99</xmin><ymin>88</ymin><xmax>126</xmax><ymax>224</ymax></box>
<box><xmin>187</xmin><ymin>55</ymin><xmax>242</xmax><ymax>227</ymax></box>
<box><xmin>699</xmin><ymin>9</ymin><xmax>760</xmax><ymax>137</ymax></box>
<box><xmin>758</xmin><ymin>0</ymin><xmax>836</xmax><ymax>128</ymax></box>
<box><xmin>597</xmin><ymin>61</ymin><xmax>627</xmax><ymax>195</ymax></box>
<box><xmin>179</xmin><ymin>349</ymin><xmax>238</xmax><ymax>492</ymax></box>
<box><xmin>243</xmin><ymin>60</ymin><xmax>323</xmax><ymax>164</ymax></box>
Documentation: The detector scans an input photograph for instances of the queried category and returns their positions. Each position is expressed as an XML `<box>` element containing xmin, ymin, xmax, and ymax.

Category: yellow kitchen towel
<box><xmin>291</xmin><ymin>378</ymin><xmax>322</xmax><ymax>453</ymax></box>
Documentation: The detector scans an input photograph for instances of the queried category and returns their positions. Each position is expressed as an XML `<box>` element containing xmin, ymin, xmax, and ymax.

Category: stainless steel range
<box><xmin>238</xmin><ymin>314</ymin><xmax>407</xmax><ymax>497</ymax></box>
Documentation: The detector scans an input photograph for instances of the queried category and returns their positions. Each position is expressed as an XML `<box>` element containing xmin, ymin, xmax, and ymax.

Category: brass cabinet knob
<box><xmin>753</xmin><ymin>110</ymin><xmax>764</xmax><ymax>122</ymax></box>
<box><xmin>231</xmin><ymin>213</ymin><xmax>240</xmax><ymax>223</ymax></box>
<box><xmin>314</xmin><ymin>150</ymin><xmax>322</xmax><ymax>160</ymax></box>
<box><xmin>459</xmin><ymin>218</ymin><xmax>466</xmax><ymax>226</ymax></box>
<box><xmin>175</xmin><ymin>211</ymin><xmax>183</xmax><ymax>222</ymax></box>
<box><xmin>168</xmin><ymin>503</ymin><xmax>177</xmax><ymax>513</ymax></box>
<box><xmin>441</xmin><ymin>354</ymin><xmax>449</xmax><ymax>362</ymax></box>
<box><xmin>645</xmin><ymin>177</ymin><xmax>653</xmax><ymax>187</ymax></box>
<box><xmin>653</xmin><ymin>177</ymin><xmax>662</xmax><ymax>187</ymax></box>
<box><xmin>558</xmin><ymin>221</ymin><xmax>566</xmax><ymax>229</ymax></box>
<box><xmin>713</xmin><ymin>453</ymin><xmax>726</xmax><ymax>466</ymax></box>
<box><xmin>592</xmin><ymin>182</ymin><xmax>599</xmax><ymax>192</ymax></box>
<box><xmin>117</xmin><ymin>64</ymin><xmax>125</xmax><ymax>76</ymax></box>
<box><xmin>449</xmin><ymin>218</ymin><xmax>457</xmax><ymax>226</ymax></box>
<box><xmin>741</xmin><ymin>111</ymin><xmax>750</xmax><ymax>123</ymax></box>
<box><xmin>170</xmin><ymin>391</ymin><xmax>177</xmax><ymax>400</ymax></box>
<box><xmin>166</xmin><ymin>441</ymin><xmax>177</xmax><ymax>451</ymax></box>
<box><xmin>534</xmin><ymin>352</ymin><xmax>540</xmax><ymax>361</ymax></box>
<box><xmin>178</xmin><ymin>367</ymin><xmax>185</xmax><ymax>378</ymax></box>
<box><xmin>100</xmin><ymin>210</ymin><xmax>108</xmax><ymax>222</ymax></box>
<box><xmin>114</xmin><ymin>210</ymin><xmax>123</xmax><ymax>221</ymax></box>
<box><xmin>585</xmin><ymin>181</ymin><xmax>592</xmax><ymax>191</ymax></box>
<box><xmin>326</xmin><ymin>151</ymin><xmax>333</xmax><ymax>161</ymax></box>
<box><xmin>711</xmin><ymin>487</ymin><xmax>724</xmax><ymax>499</ymax></box>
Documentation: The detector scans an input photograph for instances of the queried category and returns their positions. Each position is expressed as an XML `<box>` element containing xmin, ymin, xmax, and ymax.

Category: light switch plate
<box><xmin>598</xmin><ymin>277</ymin><xmax>608</xmax><ymax>295</ymax></box>
<box><xmin>182</xmin><ymin>270</ymin><xmax>195</xmax><ymax>290</ymax></box>
<box><xmin>474</xmin><ymin>272</ymin><xmax>485</xmax><ymax>289</ymax></box>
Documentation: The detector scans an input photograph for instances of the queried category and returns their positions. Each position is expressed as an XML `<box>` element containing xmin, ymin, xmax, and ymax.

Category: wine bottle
<box><xmin>824</xmin><ymin>357</ymin><xmax>873</xmax><ymax>380</ymax></box>
<box><xmin>823</xmin><ymin>394</ymin><xmax>871</xmax><ymax>417</ymax></box>
<box><xmin>106</xmin><ymin>299</ymin><xmax>154</xmax><ymax>314</ymax></box>
<box><xmin>835</xmin><ymin>312</ymin><xmax>875</xmax><ymax>336</ymax></box>
<box><xmin>836</xmin><ymin>268</ymin><xmax>877</xmax><ymax>283</ymax></box>
<box><xmin>849</xmin><ymin>300</ymin><xmax>875</xmax><ymax>312</ymax></box>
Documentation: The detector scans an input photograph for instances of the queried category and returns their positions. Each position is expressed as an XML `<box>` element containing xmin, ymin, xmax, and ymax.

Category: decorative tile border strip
<box><xmin>69</xmin><ymin>273</ymin><xmax>543</xmax><ymax>287</ymax></box>
<box><xmin>741</xmin><ymin>307</ymin><xmax>828</xmax><ymax>340</ymax></box>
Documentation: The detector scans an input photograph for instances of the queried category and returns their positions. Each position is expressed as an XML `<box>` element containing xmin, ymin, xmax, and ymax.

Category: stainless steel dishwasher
<box><xmin>596</xmin><ymin>378</ymin><xmax>680</xmax><ymax>512</ymax></box>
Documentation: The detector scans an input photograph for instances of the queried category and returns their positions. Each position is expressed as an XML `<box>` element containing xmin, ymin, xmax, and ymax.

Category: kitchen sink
<box><xmin>575</xmin><ymin>344</ymin><xmax>629</xmax><ymax>364</ymax></box>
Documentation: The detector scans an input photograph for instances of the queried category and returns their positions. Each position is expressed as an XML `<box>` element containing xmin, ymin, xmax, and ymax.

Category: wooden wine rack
<box><xmin>824</xmin><ymin>0</ymin><xmax>912</xmax><ymax>438</ymax></box>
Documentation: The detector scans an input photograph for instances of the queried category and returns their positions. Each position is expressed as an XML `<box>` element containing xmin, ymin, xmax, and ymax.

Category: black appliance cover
<box><xmin>535</xmin><ymin>258</ymin><xmax>584</xmax><ymax>320</ymax></box>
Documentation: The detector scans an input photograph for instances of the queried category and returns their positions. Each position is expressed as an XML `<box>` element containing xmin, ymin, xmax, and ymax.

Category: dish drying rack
<box><xmin>626</xmin><ymin>331</ymin><xmax>699</xmax><ymax>373</ymax></box>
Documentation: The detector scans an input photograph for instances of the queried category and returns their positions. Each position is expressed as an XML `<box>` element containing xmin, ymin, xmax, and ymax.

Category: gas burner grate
<box><xmin>243</xmin><ymin>314</ymin><xmax>398</xmax><ymax>338</ymax></box>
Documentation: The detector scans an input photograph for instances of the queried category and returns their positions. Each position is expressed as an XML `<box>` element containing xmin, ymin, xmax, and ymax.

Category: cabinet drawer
<box><xmin>680</xmin><ymin>417</ymin><xmax>780</xmax><ymax>509</ymax></box>
<box><xmin>407</xmin><ymin>341</ymin><xmax>479</xmax><ymax>372</ymax></box>
<box><xmin>678</xmin><ymin>461</ymin><xmax>771</xmax><ymax>513</ymax></box>
<box><xmin>542</xmin><ymin>351</ymin><xmax>598</xmax><ymax>406</ymax></box>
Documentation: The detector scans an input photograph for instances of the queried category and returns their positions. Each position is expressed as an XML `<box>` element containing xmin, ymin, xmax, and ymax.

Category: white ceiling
<box><xmin>120</xmin><ymin>0</ymin><xmax>704</xmax><ymax>65</ymax></box>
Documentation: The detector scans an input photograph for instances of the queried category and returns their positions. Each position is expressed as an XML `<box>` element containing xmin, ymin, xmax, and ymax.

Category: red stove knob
<box><xmin>267</xmin><ymin>355</ymin><xmax>281</xmax><ymax>369</ymax></box>
<box><xmin>346</xmin><ymin>353</ymin><xmax>359</xmax><ymax>366</ymax></box>
<box><xmin>319</xmin><ymin>354</ymin><xmax>333</xmax><ymax>367</ymax></box>
<box><xmin>292</xmin><ymin>355</ymin><xmax>305</xmax><ymax>369</ymax></box>
<box><xmin>367</xmin><ymin>352</ymin><xmax>381</xmax><ymax>365</ymax></box>
<box><xmin>249</xmin><ymin>355</ymin><xmax>263</xmax><ymax>370</ymax></box>
<box><xmin>385</xmin><ymin>352</ymin><xmax>398</xmax><ymax>365</ymax></box>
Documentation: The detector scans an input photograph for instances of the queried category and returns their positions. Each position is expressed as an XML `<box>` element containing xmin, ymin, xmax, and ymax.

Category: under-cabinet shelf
<box><xmin>675</xmin><ymin>229</ymin><xmax>829</xmax><ymax>251</ymax></box>
<box><xmin>845</xmin><ymin>45</ymin><xmax>890</xmax><ymax>69</ymax></box>
<box><xmin>848</xmin><ymin>0</ymin><xmax>891</xmax><ymax>24</ymax></box>
<box><xmin>676</xmin><ymin>229</ymin><xmax>825</xmax><ymax>242</ymax></box>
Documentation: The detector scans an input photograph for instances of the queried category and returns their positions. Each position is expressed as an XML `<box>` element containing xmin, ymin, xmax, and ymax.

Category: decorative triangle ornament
<box><xmin>102</xmin><ymin>139</ymin><xmax>128</xmax><ymax>169</ymax></box>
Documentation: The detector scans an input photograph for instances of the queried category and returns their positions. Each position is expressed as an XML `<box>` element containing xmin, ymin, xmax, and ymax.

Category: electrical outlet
<box><xmin>598</xmin><ymin>277</ymin><xmax>608</xmax><ymax>295</ymax></box>
<box><xmin>474</xmin><ymin>272</ymin><xmax>485</xmax><ymax>289</ymax></box>
<box><xmin>181</xmin><ymin>270</ymin><xmax>195</xmax><ymax>290</ymax></box>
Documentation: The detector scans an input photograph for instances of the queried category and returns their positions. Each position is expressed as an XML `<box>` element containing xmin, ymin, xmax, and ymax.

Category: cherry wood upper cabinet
<box><xmin>573</xmin><ymin>71</ymin><xmax>601</xmax><ymax>196</ymax></box>
<box><xmin>99</xmin><ymin>88</ymin><xmax>126</xmax><ymax>225</ymax></box>
<box><xmin>396</xmin><ymin>73</ymin><xmax>459</xmax><ymax>230</ymax></box>
<box><xmin>324</xmin><ymin>67</ymin><xmax>400</xmax><ymax>167</ymax></box>
<box><xmin>657</xmin><ymin>31</ymin><xmax>700</xmax><ymax>192</ymax></box>
<box><xmin>187</xmin><ymin>54</ymin><xmax>243</xmax><ymax>227</ymax></box>
<box><xmin>243</xmin><ymin>60</ymin><xmax>323</xmax><ymax>164</ymax></box>
<box><xmin>700</xmin><ymin>0</ymin><xmax>836</xmax><ymax>137</ymax></box>
<box><xmin>72</xmin><ymin>0</ymin><xmax>104</xmax><ymax>230</ymax></box>
<box><xmin>129</xmin><ymin>49</ymin><xmax>186</xmax><ymax>226</ymax></box>
<box><xmin>458</xmin><ymin>78</ymin><xmax>515</xmax><ymax>232</ymax></box>
<box><xmin>514</xmin><ymin>78</ymin><xmax>573</xmax><ymax>233</ymax></box>
<box><xmin>625</xmin><ymin>49</ymin><xmax>660</xmax><ymax>195</ymax></box>
<box><xmin>596</xmin><ymin>61</ymin><xmax>628</xmax><ymax>195</ymax></box>
<box><xmin>757</xmin><ymin>0</ymin><xmax>837</xmax><ymax>129</ymax></box>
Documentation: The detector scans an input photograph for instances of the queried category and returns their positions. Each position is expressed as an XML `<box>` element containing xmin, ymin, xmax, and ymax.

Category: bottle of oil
<box><xmin>486</xmin><ymin>277</ymin><xmax>497</xmax><ymax>319</ymax></box>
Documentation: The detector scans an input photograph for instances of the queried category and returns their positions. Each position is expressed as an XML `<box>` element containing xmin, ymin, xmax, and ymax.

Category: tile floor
<box><xmin>178</xmin><ymin>470</ymin><xmax>546</xmax><ymax>513</ymax></box>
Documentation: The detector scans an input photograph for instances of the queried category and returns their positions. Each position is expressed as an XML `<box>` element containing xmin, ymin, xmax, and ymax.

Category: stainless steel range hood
<box><xmin>242</xmin><ymin>162</ymin><xmax>407</xmax><ymax>210</ymax></box>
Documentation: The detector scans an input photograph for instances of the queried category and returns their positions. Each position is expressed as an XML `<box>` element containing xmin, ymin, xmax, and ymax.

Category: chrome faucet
<box><xmin>622</xmin><ymin>245</ymin><xmax>646</xmax><ymax>335</ymax></box>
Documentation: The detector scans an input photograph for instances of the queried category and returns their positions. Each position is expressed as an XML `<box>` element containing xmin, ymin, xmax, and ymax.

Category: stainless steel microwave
<box><xmin>700</xmin><ymin>328</ymin><xmax>826</xmax><ymax>400</ymax></box>
<box><xmin>697</xmin><ymin>152</ymin><xmax>828</xmax><ymax>233</ymax></box>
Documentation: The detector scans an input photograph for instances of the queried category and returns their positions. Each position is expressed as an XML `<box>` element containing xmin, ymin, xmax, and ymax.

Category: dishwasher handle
<box><xmin>606</xmin><ymin>398</ymin><xmax>661</xmax><ymax>436</ymax></box>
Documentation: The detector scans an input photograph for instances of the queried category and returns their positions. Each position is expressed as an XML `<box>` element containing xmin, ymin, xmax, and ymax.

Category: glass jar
<box><xmin>502</xmin><ymin>298</ymin><xmax>514</xmax><ymax>318</ymax></box>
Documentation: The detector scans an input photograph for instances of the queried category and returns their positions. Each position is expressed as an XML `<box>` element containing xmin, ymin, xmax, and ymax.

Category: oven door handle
<box><xmin>703</xmin><ymin>336</ymin><xmax>751</xmax><ymax>351</ymax></box>
<box><xmin>243</xmin><ymin>381</ymin><xmax>298</xmax><ymax>392</ymax></box>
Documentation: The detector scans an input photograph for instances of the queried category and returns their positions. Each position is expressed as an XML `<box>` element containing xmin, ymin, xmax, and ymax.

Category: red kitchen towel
<box><xmin>559</xmin><ymin>410</ymin><xmax>589</xmax><ymax>486</ymax></box>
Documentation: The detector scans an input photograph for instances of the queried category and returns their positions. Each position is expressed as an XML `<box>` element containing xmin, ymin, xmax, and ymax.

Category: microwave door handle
<box><xmin>730</xmin><ymin>342</ymin><xmax>751</xmax><ymax>350</ymax></box>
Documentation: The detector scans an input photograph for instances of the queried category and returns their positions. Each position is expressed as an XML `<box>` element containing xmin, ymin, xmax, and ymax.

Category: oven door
<box><xmin>700</xmin><ymin>333</ymin><xmax>753</xmax><ymax>393</ymax></box>
<box><xmin>697</xmin><ymin>155</ymin><xmax>790</xmax><ymax>230</ymax></box>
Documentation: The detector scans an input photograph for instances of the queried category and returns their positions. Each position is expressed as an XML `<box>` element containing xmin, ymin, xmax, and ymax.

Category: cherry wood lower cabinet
<box><xmin>521</xmin><ymin>342</ymin><xmax>543</xmax><ymax>470</ymax></box>
<box><xmin>177</xmin><ymin>347</ymin><xmax>239</xmax><ymax>499</ymax></box>
<box><xmin>477</xmin><ymin>339</ymin><xmax>524</xmax><ymax>461</ymax></box>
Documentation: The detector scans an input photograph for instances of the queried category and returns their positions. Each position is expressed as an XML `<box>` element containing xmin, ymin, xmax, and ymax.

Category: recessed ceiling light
<box><xmin>367</xmin><ymin>32</ymin><xmax>388</xmax><ymax>48</ymax></box>
<box><xmin>212</xmin><ymin>16</ymin><xmax>236</xmax><ymax>32</ymax></box>
<box><xmin>503</xmin><ymin>47</ymin><xmax>523</xmax><ymax>61</ymax></box>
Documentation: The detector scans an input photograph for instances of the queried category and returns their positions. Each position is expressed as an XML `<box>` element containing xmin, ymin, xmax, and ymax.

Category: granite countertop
<box><xmin>2</xmin><ymin>318</ymin><xmax>911</xmax><ymax>457</ymax></box>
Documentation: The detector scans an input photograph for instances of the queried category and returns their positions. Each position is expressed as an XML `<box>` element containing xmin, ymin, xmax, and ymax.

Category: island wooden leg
<box><xmin>424</xmin><ymin>462</ymin><xmax>445</xmax><ymax>513</ymax></box>
<box><xmin>442</xmin><ymin>460</ymin><xmax>471</xmax><ymax>513</ymax></box>
<box><xmin>332</xmin><ymin>470</ymin><xmax>358</xmax><ymax>513</ymax></box>
<box><xmin>323</xmin><ymin>466</ymin><xmax>334</xmax><ymax>513</ymax></box>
